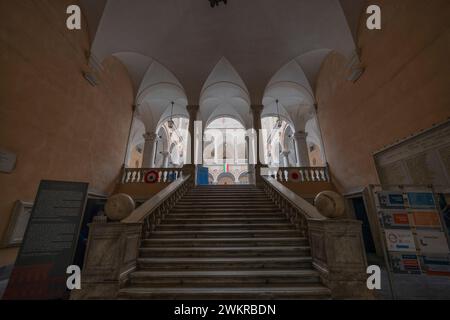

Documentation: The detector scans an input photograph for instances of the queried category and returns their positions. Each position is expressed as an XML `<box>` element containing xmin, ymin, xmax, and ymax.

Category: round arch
<box><xmin>217</xmin><ymin>172</ymin><xmax>236</xmax><ymax>185</ymax></box>
<box><xmin>238</xmin><ymin>172</ymin><xmax>249</xmax><ymax>184</ymax></box>
<box><xmin>208</xmin><ymin>173</ymin><xmax>215</xmax><ymax>185</ymax></box>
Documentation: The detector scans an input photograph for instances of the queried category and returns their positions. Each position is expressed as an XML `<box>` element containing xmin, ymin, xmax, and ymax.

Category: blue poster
<box><xmin>196</xmin><ymin>166</ymin><xmax>209</xmax><ymax>185</ymax></box>
<box><xmin>378</xmin><ymin>192</ymin><xmax>405</xmax><ymax>208</ymax></box>
<box><xmin>407</xmin><ymin>192</ymin><xmax>435</xmax><ymax>209</ymax></box>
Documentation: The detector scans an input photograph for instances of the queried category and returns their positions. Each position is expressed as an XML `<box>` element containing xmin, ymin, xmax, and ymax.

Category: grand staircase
<box><xmin>119</xmin><ymin>185</ymin><xmax>331</xmax><ymax>299</ymax></box>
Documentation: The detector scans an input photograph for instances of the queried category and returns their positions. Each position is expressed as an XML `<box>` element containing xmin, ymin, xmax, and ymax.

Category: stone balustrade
<box><xmin>265</xmin><ymin>166</ymin><xmax>330</xmax><ymax>183</ymax></box>
<box><xmin>121</xmin><ymin>167</ymin><xmax>185</xmax><ymax>184</ymax></box>
<box><xmin>261</xmin><ymin>176</ymin><xmax>372</xmax><ymax>299</ymax></box>
<box><xmin>71</xmin><ymin>174</ymin><xmax>194</xmax><ymax>300</ymax></box>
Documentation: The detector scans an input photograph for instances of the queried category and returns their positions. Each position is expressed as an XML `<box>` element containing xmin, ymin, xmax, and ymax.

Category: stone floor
<box><xmin>375</xmin><ymin>270</ymin><xmax>450</xmax><ymax>300</ymax></box>
<box><xmin>0</xmin><ymin>264</ymin><xmax>13</xmax><ymax>299</ymax></box>
<box><xmin>368</xmin><ymin>254</ymin><xmax>450</xmax><ymax>300</ymax></box>
<box><xmin>1</xmin><ymin>258</ymin><xmax>449</xmax><ymax>300</ymax></box>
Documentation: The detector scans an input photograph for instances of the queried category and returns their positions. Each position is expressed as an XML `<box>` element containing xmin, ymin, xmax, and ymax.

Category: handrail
<box><xmin>260</xmin><ymin>176</ymin><xmax>326</xmax><ymax>235</ymax></box>
<box><xmin>122</xmin><ymin>175</ymin><xmax>192</xmax><ymax>224</ymax></box>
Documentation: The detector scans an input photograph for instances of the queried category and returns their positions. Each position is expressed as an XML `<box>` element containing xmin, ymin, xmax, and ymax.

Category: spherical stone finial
<box><xmin>105</xmin><ymin>194</ymin><xmax>136</xmax><ymax>221</ymax></box>
<box><xmin>314</xmin><ymin>191</ymin><xmax>346</xmax><ymax>219</ymax></box>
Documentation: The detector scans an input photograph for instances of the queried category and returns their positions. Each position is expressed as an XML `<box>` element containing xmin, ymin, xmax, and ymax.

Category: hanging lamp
<box><xmin>168</xmin><ymin>101</ymin><xmax>175</xmax><ymax>129</ymax></box>
<box><xmin>275</xmin><ymin>99</ymin><xmax>283</xmax><ymax>129</ymax></box>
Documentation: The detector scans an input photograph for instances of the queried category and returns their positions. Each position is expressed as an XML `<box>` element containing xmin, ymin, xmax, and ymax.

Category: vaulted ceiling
<box><xmin>80</xmin><ymin>0</ymin><xmax>366</xmax><ymax>104</ymax></box>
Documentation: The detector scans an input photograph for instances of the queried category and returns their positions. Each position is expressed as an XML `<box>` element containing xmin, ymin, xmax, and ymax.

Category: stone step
<box><xmin>182</xmin><ymin>195</ymin><xmax>269</xmax><ymax>199</ymax></box>
<box><xmin>149</xmin><ymin>229</ymin><xmax>302</xmax><ymax>239</ymax></box>
<box><xmin>188</xmin><ymin>189</ymin><xmax>265</xmax><ymax>192</ymax></box>
<box><xmin>170</xmin><ymin>207</ymin><xmax>281</xmax><ymax>213</ymax></box>
<box><xmin>137</xmin><ymin>256</ymin><xmax>313</xmax><ymax>271</ymax></box>
<box><xmin>118</xmin><ymin>286</ymin><xmax>331</xmax><ymax>300</ymax></box>
<box><xmin>175</xmin><ymin>203</ymin><xmax>276</xmax><ymax>208</ymax></box>
<box><xmin>128</xmin><ymin>270</ymin><xmax>321</xmax><ymax>287</ymax></box>
<box><xmin>168</xmin><ymin>213</ymin><xmax>285</xmax><ymax>219</ymax></box>
<box><xmin>186</xmin><ymin>189</ymin><xmax>264</xmax><ymax>191</ymax></box>
<box><xmin>185</xmin><ymin>194</ymin><xmax>267</xmax><ymax>198</ymax></box>
<box><xmin>161</xmin><ymin>218</ymin><xmax>288</xmax><ymax>225</ymax></box>
<box><xmin>180</xmin><ymin>198</ymin><xmax>270</xmax><ymax>202</ymax></box>
<box><xmin>178</xmin><ymin>199</ymin><xmax>273</xmax><ymax>203</ymax></box>
<box><xmin>142</xmin><ymin>237</ymin><xmax>308</xmax><ymax>247</ymax></box>
<box><xmin>139</xmin><ymin>246</ymin><xmax>310</xmax><ymax>258</ymax></box>
<box><xmin>156</xmin><ymin>223</ymin><xmax>295</xmax><ymax>231</ymax></box>
<box><xmin>193</xmin><ymin>186</ymin><xmax>260</xmax><ymax>188</ymax></box>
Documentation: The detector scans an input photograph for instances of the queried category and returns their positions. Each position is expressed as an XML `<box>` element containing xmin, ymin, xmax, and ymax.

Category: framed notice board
<box><xmin>3</xmin><ymin>180</ymin><xmax>89</xmax><ymax>300</ymax></box>
<box><xmin>368</xmin><ymin>185</ymin><xmax>450</xmax><ymax>278</ymax></box>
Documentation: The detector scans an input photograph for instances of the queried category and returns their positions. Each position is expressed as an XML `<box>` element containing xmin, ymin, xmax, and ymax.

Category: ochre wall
<box><xmin>316</xmin><ymin>0</ymin><xmax>450</xmax><ymax>194</ymax></box>
<box><xmin>114</xmin><ymin>183</ymin><xmax>172</xmax><ymax>201</ymax></box>
<box><xmin>0</xmin><ymin>1</ymin><xmax>134</xmax><ymax>266</ymax></box>
<box><xmin>280</xmin><ymin>182</ymin><xmax>337</xmax><ymax>201</ymax></box>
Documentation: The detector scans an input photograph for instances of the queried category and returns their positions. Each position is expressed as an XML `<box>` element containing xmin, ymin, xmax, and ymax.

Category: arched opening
<box><xmin>128</xmin><ymin>144</ymin><xmax>144</xmax><ymax>168</ymax></box>
<box><xmin>217</xmin><ymin>172</ymin><xmax>236</xmax><ymax>185</ymax></box>
<box><xmin>261</xmin><ymin>116</ymin><xmax>296</xmax><ymax>167</ymax></box>
<box><xmin>238</xmin><ymin>172</ymin><xmax>250</xmax><ymax>184</ymax></box>
<box><xmin>203</xmin><ymin>117</ymin><xmax>249</xmax><ymax>184</ymax></box>
<box><xmin>154</xmin><ymin>117</ymin><xmax>189</xmax><ymax>168</ymax></box>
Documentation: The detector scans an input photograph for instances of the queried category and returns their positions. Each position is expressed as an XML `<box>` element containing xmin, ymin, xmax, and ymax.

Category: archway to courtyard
<box><xmin>203</xmin><ymin>117</ymin><xmax>249</xmax><ymax>185</ymax></box>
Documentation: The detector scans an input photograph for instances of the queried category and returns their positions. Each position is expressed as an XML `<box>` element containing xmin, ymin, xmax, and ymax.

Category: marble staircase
<box><xmin>118</xmin><ymin>185</ymin><xmax>331</xmax><ymax>300</ymax></box>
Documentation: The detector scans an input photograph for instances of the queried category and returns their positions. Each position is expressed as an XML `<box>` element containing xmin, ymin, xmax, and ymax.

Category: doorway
<box><xmin>352</xmin><ymin>197</ymin><xmax>376</xmax><ymax>254</ymax></box>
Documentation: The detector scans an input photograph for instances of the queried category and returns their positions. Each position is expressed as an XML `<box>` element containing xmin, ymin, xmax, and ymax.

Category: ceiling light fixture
<box><xmin>275</xmin><ymin>99</ymin><xmax>283</xmax><ymax>129</ymax></box>
<box><xmin>168</xmin><ymin>101</ymin><xmax>175</xmax><ymax>129</ymax></box>
<box><xmin>209</xmin><ymin>0</ymin><xmax>227</xmax><ymax>8</ymax></box>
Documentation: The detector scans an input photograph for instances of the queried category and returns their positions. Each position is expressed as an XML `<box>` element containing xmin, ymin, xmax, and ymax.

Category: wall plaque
<box><xmin>0</xmin><ymin>148</ymin><xmax>17</xmax><ymax>173</ymax></box>
<box><xmin>2</xmin><ymin>201</ymin><xmax>33</xmax><ymax>247</ymax></box>
<box><xmin>3</xmin><ymin>180</ymin><xmax>89</xmax><ymax>300</ymax></box>
<box><xmin>374</xmin><ymin>121</ymin><xmax>450</xmax><ymax>190</ymax></box>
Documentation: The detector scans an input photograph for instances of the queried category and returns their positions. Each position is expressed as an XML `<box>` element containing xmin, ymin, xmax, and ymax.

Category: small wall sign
<box><xmin>0</xmin><ymin>148</ymin><xmax>17</xmax><ymax>173</ymax></box>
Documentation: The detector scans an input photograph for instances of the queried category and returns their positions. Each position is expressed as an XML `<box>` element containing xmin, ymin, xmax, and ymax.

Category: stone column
<box><xmin>251</xmin><ymin>105</ymin><xmax>263</xmax><ymax>185</ymax></box>
<box><xmin>245</xmin><ymin>136</ymin><xmax>253</xmax><ymax>184</ymax></box>
<box><xmin>281</xmin><ymin>150</ymin><xmax>290</xmax><ymax>167</ymax></box>
<box><xmin>186</xmin><ymin>105</ymin><xmax>199</xmax><ymax>177</ymax></box>
<box><xmin>162</xmin><ymin>151</ymin><xmax>170</xmax><ymax>168</ymax></box>
<box><xmin>234</xmin><ymin>136</ymin><xmax>238</xmax><ymax>164</ymax></box>
<box><xmin>142</xmin><ymin>132</ymin><xmax>157</xmax><ymax>168</ymax></box>
<box><xmin>294</xmin><ymin>131</ymin><xmax>310</xmax><ymax>167</ymax></box>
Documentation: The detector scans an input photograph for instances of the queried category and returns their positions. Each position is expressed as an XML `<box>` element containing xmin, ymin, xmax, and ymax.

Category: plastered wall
<box><xmin>0</xmin><ymin>0</ymin><xmax>134</xmax><ymax>266</ymax></box>
<box><xmin>316</xmin><ymin>0</ymin><xmax>450</xmax><ymax>194</ymax></box>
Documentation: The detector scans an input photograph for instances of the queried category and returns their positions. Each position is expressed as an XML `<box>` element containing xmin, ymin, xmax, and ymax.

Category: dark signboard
<box><xmin>4</xmin><ymin>180</ymin><xmax>88</xmax><ymax>300</ymax></box>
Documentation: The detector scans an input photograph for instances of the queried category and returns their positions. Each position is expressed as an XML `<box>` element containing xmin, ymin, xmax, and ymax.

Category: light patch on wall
<box><xmin>0</xmin><ymin>148</ymin><xmax>17</xmax><ymax>173</ymax></box>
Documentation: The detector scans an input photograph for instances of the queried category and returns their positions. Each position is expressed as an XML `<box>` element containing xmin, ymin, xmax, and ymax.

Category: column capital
<box><xmin>250</xmin><ymin>105</ymin><xmax>264</xmax><ymax>115</ymax></box>
<box><xmin>187</xmin><ymin>105</ymin><xmax>199</xmax><ymax>114</ymax></box>
<box><xmin>294</xmin><ymin>131</ymin><xmax>308</xmax><ymax>139</ymax></box>
<box><xmin>281</xmin><ymin>150</ymin><xmax>291</xmax><ymax>157</ymax></box>
<box><xmin>143</xmin><ymin>132</ymin><xmax>158</xmax><ymax>142</ymax></box>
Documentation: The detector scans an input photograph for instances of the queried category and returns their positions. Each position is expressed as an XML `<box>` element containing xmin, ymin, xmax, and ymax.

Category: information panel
<box><xmin>369</xmin><ymin>185</ymin><xmax>450</xmax><ymax>276</ymax></box>
<box><xmin>4</xmin><ymin>180</ymin><xmax>88</xmax><ymax>300</ymax></box>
